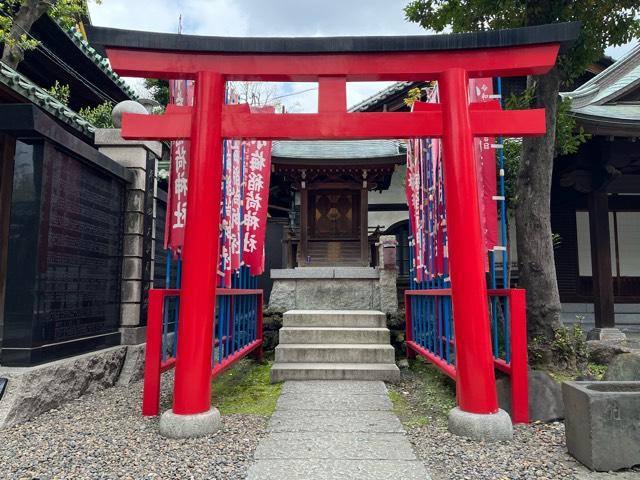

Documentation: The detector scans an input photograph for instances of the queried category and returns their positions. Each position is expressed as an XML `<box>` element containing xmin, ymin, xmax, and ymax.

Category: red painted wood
<box><xmin>142</xmin><ymin>289</ymin><xmax>165</xmax><ymax>416</ymax></box>
<box><xmin>406</xmin><ymin>288</ymin><xmax>531</xmax><ymax>422</ymax></box>
<box><xmin>471</xmin><ymin>109</ymin><xmax>545</xmax><ymax>136</ymax></box>
<box><xmin>439</xmin><ymin>68</ymin><xmax>498</xmax><ymax>415</ymax></box>
<box><xmin>405</xmin><ymin>288</ymin><xmax>452</xmax><ymax>296</ymax></box>
<box><xmin>404</xmin><ymin>291</ymin><xmax>416</xmax><ymax>359</ymax></box>
<box><xmin>215</xmin><ymin>288</ymin><xmax>263</xmax><ymax>296</ymax></box>
<box><xmin>223</xmin><ymin>111</ymin><xmax>444</xmax><ymax>140</ymax></box>
<box><xmin>172</xmin><ymin>72</ymin><xmax>225</xmax><ymax>416</ymax></box>
<box><xmin>121</xmin><ymin>107</ymin><xmax>544</xmax><ymax>141</ymax></box>
<box><xmin>210</xmin><ymin>339</ymin><xmax>263</xmax><ymax>377</ymax></box>
<box><xmin>493</xmin><ymin>358</ymin><xmax>511</xmax><ymax>375</ymax></box>
<box><xmin>252</xmin><ymin>292</ymin><xmax>264</xmax><ymax>362</ymax></box>
<box><xmin>406</xmin><ymin>340</ymin><xmax>457</xmax><ymax>379</ymax></box>
<box><xmin>318</xmin><ymin>76</ymin><xmax>347</xmax><ymax>112</ymax></box>
<box><xmin>509</xmin><ymin>289</ymin><xmax>529</xmax><ymax>423</ymax></box>
<box><xmin>122</xmin><ymin>111</ymin><xmax>191</xmax><ymax>139</ymax></box>
<box><xmin>160</xmin><ymin>358</ymin><xmax>177</xmax><ymax>374</ymax></box>
<box><xmin>105</xmin><ymin>43</ymin><xmax>560</xmax><ymax>80</ymax></box>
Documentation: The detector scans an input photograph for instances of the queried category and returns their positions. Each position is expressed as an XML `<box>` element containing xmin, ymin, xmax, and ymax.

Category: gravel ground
<box><xmin>393</xmin><ymin>365</ymin><xmax>640</xmax><ymax>480</ymax></box>
<box><xmin>0</xmin><ymin>372</ymin><xmax>267</xmax><ymax>480</ymax></box>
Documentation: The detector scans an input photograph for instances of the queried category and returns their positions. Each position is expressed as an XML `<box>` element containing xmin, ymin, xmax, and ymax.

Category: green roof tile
<box><xmin>0</xmin><ymin>61</ymin><xmax>96</xmax><ymax>138</ymax></box>
<box><xmin>66</xmin><ymin>25</ymin><xmax>137</xmax><ymax>100</ymax></box>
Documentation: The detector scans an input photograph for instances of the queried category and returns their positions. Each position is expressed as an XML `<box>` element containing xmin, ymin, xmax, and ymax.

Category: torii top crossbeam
<box><xmin>87</xmin><ymin>22</ymin><xmax>579</xmax><ymax>141</ymax></box>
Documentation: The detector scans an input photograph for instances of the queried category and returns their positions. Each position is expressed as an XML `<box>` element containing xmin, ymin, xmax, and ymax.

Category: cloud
<box><xmin>89</xmin><ymin>0</ymin><xmax>635</xmax><ymax>107</ymax></box>
<box><xmin>89</xmin><ymin>0</ymin><xmax>425</xmax><ymax>37</ymax></box>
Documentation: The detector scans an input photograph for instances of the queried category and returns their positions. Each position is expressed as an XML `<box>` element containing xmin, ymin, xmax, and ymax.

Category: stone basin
<box><xmin>563</xmin><ymin>381</ymin><xmax>640</xmax><ymax>472</ymax></box>
<box><xmin>586</xmin><ymin>383</ymin><xmax>640</xmax><ymax>393</ymax></box>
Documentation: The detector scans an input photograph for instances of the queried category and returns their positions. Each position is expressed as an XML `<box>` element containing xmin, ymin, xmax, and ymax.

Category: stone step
<box><xmin>275</xmin><ymin>344</ymin><xmax>395</xmax><ymax>364</ymax></box>
<box><xmin>247</xmin><ymin>459</ymin><xmax>429</xmax><ymax>480</ymax></box>
<box><xmin>270</xmin><ymin>362</ymin><xmax>400</xmax><ymax>382</ymax></box>
<box><xmin>278</xmin><ymin>327</ymin><xmax>390</xmax><ymax>345</ymax></box>
<box><xmin>283</xmin><ymin>310</ymin><xmax>387</xmax><ymax>328</ymax></box>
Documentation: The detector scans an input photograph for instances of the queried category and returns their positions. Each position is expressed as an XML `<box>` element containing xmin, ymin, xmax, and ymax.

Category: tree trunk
<box><xmin>1</xmin><ymin>0</ymin><xmax>52</xmax><ymax>69</ymax></box>
<box><xmin>515</xmin><ymin>67</ymin><xmax>563</xmax><ymax>345</ymax></box>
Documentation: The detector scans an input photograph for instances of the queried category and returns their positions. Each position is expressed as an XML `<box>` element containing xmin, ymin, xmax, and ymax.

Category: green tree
<box><xmin>404</xmin><ymin>1</ymin><xmax>639</xmax><ymax>356</ymax></box>
<box><xmin>1</xmin><ymin>0</ymin><xmax>101</xmax><ymax>69</ymax></box>
<box><xmin>47</xmin><ymin>79</ymin><xmax>70</xmax><ymax>105</ymax></box>
<box><xmin>79</xmin><ymin>100</ymin><xmax>113</xmax><ymax>128</ymax></box>
<box><xmin>144</xmin><ymin>78</ymin><xmax>169</xmax><ymax>107</ymax></box>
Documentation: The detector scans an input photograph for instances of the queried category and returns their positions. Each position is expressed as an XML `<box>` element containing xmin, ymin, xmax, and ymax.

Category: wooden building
<box><xmin>270</xmin><ymin>140</ymin><xmax>405</xmax><ymax>268</ymax></box>
<box><xmin>556</xmin><ymin>44</ymin><xmax>640</xmax><ymax>336</ymax></box>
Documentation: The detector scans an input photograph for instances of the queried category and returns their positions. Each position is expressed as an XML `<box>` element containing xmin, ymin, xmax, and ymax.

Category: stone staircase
<box><xmin>270</xmin><ymin>310</ymin><xmax>400</xmax><ymax>382</ymax></box>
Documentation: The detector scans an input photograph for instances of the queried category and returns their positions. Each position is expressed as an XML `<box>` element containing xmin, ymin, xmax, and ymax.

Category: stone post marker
<box><xmin>94</xmin><ymin>101</ymin><xmax>162</xmax><ymax>345</ymax></box>
<box><xmin>377</xmin><ymin>235</ymin><xmax>398</xmax><ymax>314</ymax></box>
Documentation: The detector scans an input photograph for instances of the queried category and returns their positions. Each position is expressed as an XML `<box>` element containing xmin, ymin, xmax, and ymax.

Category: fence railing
<box><xmin>405</xmin><ymin>288</ymin><xmax>528</xmax><ymax>423</ymax></box>
<box><xmin>142</xmin><ymin>284</ymin><xmax>263</xmax><ymax>416</ymax></box>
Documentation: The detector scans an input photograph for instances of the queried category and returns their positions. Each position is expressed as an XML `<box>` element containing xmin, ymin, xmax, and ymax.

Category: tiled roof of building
<box><xmin>66</xmin><ymin>26</ymin><xmax>137</xmax><ymax>99</ymax></box>
<box><xmin>348</xmin><ymin>82</ymin><xmax>415</xmax><ymax>112</ymax></box>
<box><xmin>0</xmin><ymin>61</ymin><xmax>96</xmax><ymax>137</ymax></box>
<box><xmin>272</xmin><ymin>140</ymin><xmax>405</xmax><ymax>159</ymax></box>
<box><xmin>562</xmin><ymin>44</ymin><xmax>640</xmax><ymax>133</ymax></box>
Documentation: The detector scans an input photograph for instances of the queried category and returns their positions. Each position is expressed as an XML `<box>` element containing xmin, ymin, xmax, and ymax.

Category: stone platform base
<box><xmin>448</xmin><ymin>407</ymin><xmax>513</xmax><ymax>442</ymax></box>
<box><xmin>269</xmin><ymin>267</ymin><xmax>397</xmax><ymax>314</ymax></box>
<box><xmin>159</xmin><ymin>408</ymin><xmax>221</xmax><ymax>439</ymax></box>
<box><xmin>586</xmin><ymin>328</ymin><xmax>627</xmax><ymax>342</ymax></box>
<box><xmin>0</xmin><ymin>346</ymin><xmax>127</xmax><ymax>429</ymax></box>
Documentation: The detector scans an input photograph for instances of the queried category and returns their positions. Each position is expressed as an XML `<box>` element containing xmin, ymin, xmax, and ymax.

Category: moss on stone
<box><xmin>388</xmin><ymin>357</ymin><xmax>456</xmax><ymax>429</ymax></box>
<box><xmin>210</xmin><ymin>359</ymin><xmax>282</xmax><ymax>416</ymax></box>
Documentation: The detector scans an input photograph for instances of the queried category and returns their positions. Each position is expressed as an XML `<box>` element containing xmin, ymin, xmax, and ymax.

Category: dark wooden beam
<box><xmin>300</xmin><ymin>187</ymin><xmax>309</xmax><ymax>266</ymax></box>
<box><xmin>588</xmin><ymin>191</ymin><xmax>615</xmax><ymax>328</ymax></box>
<box><xmin>360</xmin><ymin>186</ymin><xmax>368</xmax><ymax>266</ymax></box>
<box><xmin>607</xmin><ymin>175</ymin><xmax>640</xmax><ymax>194</ymax></box>
<box><xmin>0</xmin><ymin>134</ymin><xmax>16</xmax><ymax>333</ymax></box>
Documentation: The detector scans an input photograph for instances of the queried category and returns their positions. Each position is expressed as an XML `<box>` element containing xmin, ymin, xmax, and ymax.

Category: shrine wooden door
<box><xmin>306</xmin><ymin>189</ymin><xmax>362</xmax><ymax>265</ymax></box>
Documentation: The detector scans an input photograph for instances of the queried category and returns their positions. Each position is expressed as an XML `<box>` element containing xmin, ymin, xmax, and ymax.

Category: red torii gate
<box><xmin>88</xmin><ymin>22</ymin><xmax>578</xmax><ymax>437</ymax></box>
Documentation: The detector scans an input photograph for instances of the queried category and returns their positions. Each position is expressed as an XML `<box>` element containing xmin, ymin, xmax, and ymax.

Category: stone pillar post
<box><xmin>377</xmin><ymin>235</ymin><xmax>398</xmax><ymax>313</ymax></box>
<box><xmin>94</xmin><ymin>128</ymin><xmax>162</xmax><ymax>345</ymax></box>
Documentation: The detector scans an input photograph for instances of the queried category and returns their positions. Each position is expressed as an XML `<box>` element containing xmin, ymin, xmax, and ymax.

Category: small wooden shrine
<box><xmin>271</xmin><ymin>140</ymin><xmax>405</xmax><ymax>267</ymax></box>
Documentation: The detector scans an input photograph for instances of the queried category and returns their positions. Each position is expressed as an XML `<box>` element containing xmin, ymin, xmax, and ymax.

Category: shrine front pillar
<box><xmin>159</xmin><ymin>71</ymin><xmax>224</xmax><ymax>438</ymax></box>
<box><xmin>438</xmin><ymin>68</ymin><xmax>512</xmax><ymax>441</ymax></box>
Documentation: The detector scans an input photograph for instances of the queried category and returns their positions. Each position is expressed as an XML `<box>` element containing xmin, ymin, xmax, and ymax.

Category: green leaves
<box><xmin>404</xmin><ymin>0</ymin><xmax>640</xmax><ymax>80</ymax></box>
<box><xmin>1</xmin><ymin>1</ymin><xmax>101</xmax><ymax>67</ymax></box>
<box><xmin>49</xmin><ymin>0</ymin><xmax>91</xmax><ymax>29</ymax></box>
<box><xmin>555</xmin><ymin>96</ymin><xmax>590</xmax><ymax>156</ymax></box>
<box><xmin>47</xmin><ymin>80</ymin><xmax>70</xmax><ymax>105</ymax></box>
<box><xmin>403</xmin><ymin>86</ymin><xmax>423</xmax><ymax>107</ymax></box>
<box><xmin>79</xmin><ymin>101</ymin><xmax>114</xmax><ymax>128</ymax></box>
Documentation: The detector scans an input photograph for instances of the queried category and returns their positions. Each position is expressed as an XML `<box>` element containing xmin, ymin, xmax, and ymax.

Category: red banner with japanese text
<box><xmin>165</xmin><ymin>79</ymin><xmax>195</xmax><ymax>253</ymax></box>
<box><xmin>468</xmin><ymin>78</ymin><xmax>499</xmax><ymax>257</ymax></box>
<box><xmin>405</xmin><ymin>138</ymin><xmax>423</xmax><ymax>282</ymax></box>
<box><xmin>243</xmin><ymin>105</ymin><xmax>275</xmax><ymax>276</ymax></box>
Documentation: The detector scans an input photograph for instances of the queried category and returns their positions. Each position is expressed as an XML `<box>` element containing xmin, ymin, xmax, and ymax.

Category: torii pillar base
<box><xmin>448</xmin><ymin>407</ymin><xmax>513</xmax><ymax>442</ymax></box>
<box><xmin>159</xmin><ymin>408</ymin><xmax>221</xmax><ymax>439</ymax></box>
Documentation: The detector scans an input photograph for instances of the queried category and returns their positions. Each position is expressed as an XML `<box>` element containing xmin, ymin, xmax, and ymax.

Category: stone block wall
<box><xmin>95</xmin><ymin>130</ymin><xmax>162</xmax><ymax>346</ymax></box>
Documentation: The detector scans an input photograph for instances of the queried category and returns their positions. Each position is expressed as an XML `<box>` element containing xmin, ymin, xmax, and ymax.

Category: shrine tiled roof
<box><xmin>66</xmin><ymin>26</ymin><xmax>137</xmax><ymax>99</ymax></box>
<box><xmin>348</xmin><ymin>82</ymin><xmax>415</xmax><ymax>112</ymax></box>
<box><xmin>562</xmin><ymin>43</ymin><xmax>640</xmax><ymax>134</ymax></box>
<box><xmin>272</xmin><ymin>140</ymin><xmax>405</xmax><ymax>160</ymax></box>
<box><xmin>0</xmin><ymin>61</ymin><xmax>96</xmax><ymax>138</ymax></box>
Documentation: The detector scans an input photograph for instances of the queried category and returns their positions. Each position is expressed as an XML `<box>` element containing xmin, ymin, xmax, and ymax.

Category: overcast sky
<box><xmin>88</xmin><ymin>0</ymin><xmax>638</xmax><ymax>110</ymax></box>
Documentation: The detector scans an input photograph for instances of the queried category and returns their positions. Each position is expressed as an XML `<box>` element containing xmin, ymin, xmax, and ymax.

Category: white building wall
<box><xmin>368</xmin><ymin>166</ymin><xmax>408</xmax><ymax>231</ymax></box>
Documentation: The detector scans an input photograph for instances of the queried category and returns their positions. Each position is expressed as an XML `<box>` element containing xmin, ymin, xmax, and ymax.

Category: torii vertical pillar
<box><xmin>439</xmin><ymin>68</ymin><xmax>512</xmax><ymax>441</ymax></box>
<box><xmin>159</xmin><ymin>71</ymin><xmax>224</xmax><ymax>438</ymax></box>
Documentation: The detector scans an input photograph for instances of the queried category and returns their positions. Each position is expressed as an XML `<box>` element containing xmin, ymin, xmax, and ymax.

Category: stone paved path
<box><xmin>246</xmin><ymin>380</ymin><xmax>431</xmax><ymax>480</ymax></box>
